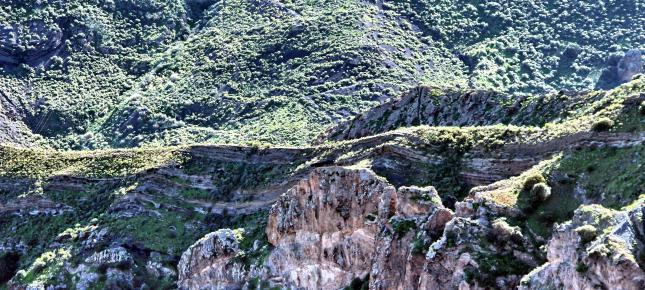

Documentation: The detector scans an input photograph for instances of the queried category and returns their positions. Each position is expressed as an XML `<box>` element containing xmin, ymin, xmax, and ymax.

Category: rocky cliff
<box><xmin>174</xmin><ymin>166</ymin><xmax>456</xmax><ymax>289</ymax></box>
<box><xmin>316</xmin><ymin>82</ymin><xmax>626</xmax><ymax>143</ymax></box>
<box><xmin>0</xmin><ymin>78</ymin><xmax>643</xmax><ymax>289</ymax></box>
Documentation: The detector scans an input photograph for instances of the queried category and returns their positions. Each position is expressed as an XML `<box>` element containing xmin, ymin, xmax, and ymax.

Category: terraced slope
<box><xmin>0</xmin><ymin>78</ymin><xmax>642</xmax><ymax>288</ymax></box>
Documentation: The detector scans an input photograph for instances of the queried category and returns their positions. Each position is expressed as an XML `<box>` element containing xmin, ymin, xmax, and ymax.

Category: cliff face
<box><xmin>178</xmin><ymin>229</ymin><xmax>246</xmax><ymax>290</ymax></box>
<box><xmin>265</xmin><ymin>167</ymin><xmax>386</xmax><ymax>289</ymax></box>
<box><xmin>176</xmin><ymin>166</ymin><xmax>644</xmax><ymax>290</ymax></box>
<box><xmin>176</xmin><ymin>166</ymin><xmax>455</xmax><ymax>289</ymax></box>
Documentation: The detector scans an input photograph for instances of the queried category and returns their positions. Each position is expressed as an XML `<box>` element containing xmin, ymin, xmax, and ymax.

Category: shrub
<box><xmin>576</xmin><ymin>263</ymin><xmax>589</xmax><ymax>273</ymax></box>
<box><xmin>591</xmin><ymin>118</ymin><xmax>614</xmax><ymax>132</ymax></box>
<box><xmin>50</xmin><ymin>56</ymin><xmax>64</xmax><ymax>68</ymax></box>
<box><xmin>519</xmin><ymin>175</ymin><xmax>550</xmax><ymax>211</ymax></box>
<box><xmin>522</xmin><ymin>173</ymin><xmax>546</xmax><ymax>191</ymax></box>
<box><xmin>530</xmin><ymin>183</ymin><xmax>552</xmax><ymax>202</ymax></box>
<box><xmin>390</xmin><ymin>218</ymin><xmax>417</xmax><ymax>236</ymax></box>
<box><xmin>575</xmin><ymin>225</ymin><xmax>597</xmax><ymax>244</ymax></box>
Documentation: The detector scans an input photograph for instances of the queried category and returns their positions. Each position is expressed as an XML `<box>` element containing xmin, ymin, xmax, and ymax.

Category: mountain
<box><xmin>0</xmin><ymin>0</ymin><xmax>642</xmax><ymax>149</ymax></box>
<box><xmin>0</xmin><ymin>1</ymin><xmax>644</xmax><ymax>289</ymax></box>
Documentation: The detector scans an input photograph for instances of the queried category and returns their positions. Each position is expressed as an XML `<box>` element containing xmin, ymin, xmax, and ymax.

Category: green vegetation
<box><xmin>523</xmin><ymin>183</ymin><xmax>581</xmax><ymax>238</ymax></box>
<box><xmin>556</xmin><ymin>146</ymin><xmax>644</xmax><ymax>209</ymax></box>
<box><xmin>522</xmin><ymin>174</ymin><xmax>546</xmax><ymax>192</ymax></box>
<box><xmin>229</xmin><ymin>211</ymin><xmax>272</xmax><ymax>270</ymax></box>
<box><xmin>0</xmin><ymin>145</ymin><xmax>184</xmax><ymax>179</ymax></box>
<box><xmin>2</xmin><ymin>0</ymin><xmax>641</xmax><ymax>149</ymax></box>
<box><xmin>520</xmin><ymin>145</ymin><xmax>643</xmax><ymax>238</ymax></box>
<box><xmin>16</xmin><ymin>248</ymin><xmax>72</xmax><ymax>287</ymax></box>
<box><xmin>344</xmin><ymin>274</ymin><xmax>370</xmax><ymax>290</ymax></box>
<box><xmin>470</xmin><ymin>251</ymin><xmax>534</xmax><ymax>287</ymax></box>
<box><xmin>0</xmin><ymin>0</ymin><xmax>468</xmax><ymax>149</ymax></box>
<box><xmin>530</xmin><ymin>183</ymin><xmax>552</xmax><ymax>203</ymax></box>
<box><xmin>390</xmin><ymin>0</ymin><xmax>643</xmax><ymax>93</ymax></box>
<box><xmin>591</xmin><ymin>117</ymin><xmax>614</xmax><ymax>132</ymax></box>
<box><xmin>390</xmin><ymin>217</ymin><xmax>417</xmax><ymax>236</ymax></box>
<box><xmin>518</xmin><ymin>182</ymin><xmax>551</xmax><ymax>211</ymax></box>
<box><xmin>576</xmin><ymin>263</ymin><xmax>589</xmax><ymax>273</ymax></box>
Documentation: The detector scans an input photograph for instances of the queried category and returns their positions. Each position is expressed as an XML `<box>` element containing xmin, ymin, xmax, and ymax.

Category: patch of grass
<box><xmin>179</xmin><ymin>188</ymin><xmax>212</xmax><ymax>200</ymax></box>
<box><xmin>104</xmin><ymin>208</ymin><xmax>207</xmax><ymax>254</ymax></box>
<box><xmin>523</xmin><ymin>181</ymin><xmax>581</xmax><ymax>238</ymax></box>
<box><xmin>0</xmin><ymin>145</ymin><xmax>184</xmax><ymax>179</ymax></box>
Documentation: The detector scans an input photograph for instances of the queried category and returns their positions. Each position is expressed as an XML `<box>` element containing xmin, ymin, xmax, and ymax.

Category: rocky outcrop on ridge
<box><xmin>0</xmin><ymin>22</ymin><xmax>63</xmax><ymax>67</ymax></box>
<box><xmin>315</xmin><ymin>84</ymin><xmax>614</xmax><ymax>143</ymax></box>
<box><xmin>176</xmin><ymin>166</ymin><xmax>456</xmax><ymax>289</ymax></box>
<box><xmin>264</xmin><ymin>167</ymin><xmax>392</xmax><ymax>289</ymax></box>
<box><xmin>617</xmin><ymin>49</ymin><xmax>643</xmax><ymax>84</ymax></box>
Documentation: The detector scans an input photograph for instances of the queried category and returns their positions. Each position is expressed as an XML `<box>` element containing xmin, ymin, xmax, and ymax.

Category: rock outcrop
<box><xmin>179</xmin><ymin>166</ymin><xmax>456</xmax><ymax>289</ymax></box>
<box><xmin>617</xmin><ymin>49</ymin><xmax>643</xmax><ymax>83</ymax></box>
<box><xmin>265</xmin><ymin>167</ymin><xmax>389</xmax><ymax>289</ymax></box>
<box><xmin>519</xmin><ymin>203</ymin><xmax>645</xmax><ymax>290</ymax></box>
<box><xmin>0</xmin><ymin>22</ymin><xmax>63</xmax><ymax>66</ymax></box>
<box><xmin>178</xmin><ymin>229</ymin><xmax>246</xmax><ymax>290</ymax></box>
<box><xmin>315</xmin><ymin>85</ymin><xmax>606</xmax><ymax>143</ymax></box>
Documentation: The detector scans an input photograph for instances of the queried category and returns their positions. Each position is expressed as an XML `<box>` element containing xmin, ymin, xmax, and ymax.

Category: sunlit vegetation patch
<box><xmin>0</xmin><ymin>146</ymin><xmax>184</xmax><ymax>179</ymax></box>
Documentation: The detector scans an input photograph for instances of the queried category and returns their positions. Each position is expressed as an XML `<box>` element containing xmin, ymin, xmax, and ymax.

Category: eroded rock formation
<box><xmin>520</xmin><ymin>204</ymin><xmax>645</xmax><ymax>290</ymax></box>
<box><xmin>179</xmin><ymin>166</ymin><xmax>457</xmax><ymax>289</ymax></box>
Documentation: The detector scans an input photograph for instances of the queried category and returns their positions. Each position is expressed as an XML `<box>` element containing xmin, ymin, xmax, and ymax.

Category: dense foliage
<box><xmin>391</xmin><ymin>0</ymin><xmax>644</xmax><ymax>92</ymax></box>
<box><xmin>1</xmin><ymin>0</ymin><xmax>641</xmax><ymax>149</ymax></box>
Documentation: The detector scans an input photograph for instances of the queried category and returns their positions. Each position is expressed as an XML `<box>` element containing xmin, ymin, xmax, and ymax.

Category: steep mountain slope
<box><xmin>95</xmin><ymin>0</ymin><xmax>466</xmax><ymax>148</ymax></box>
<box><xmin>0</xmin><ymin>0</ymin><xmax>467</xmax><ymax>149</ymax></box>
<box><xmin>1</xmin><ymin>0</ymin><xmax>642</xmax><ymax>149</ymax></box>
<box><xmin>0</xmin><ymin>77</ymin><xmax>642</xmax><ymax>289</ymax></box>
<box><xmin>0</xmin><ymin>0</ymin><xmax>195</xmax><ymax>149</ymax></box>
